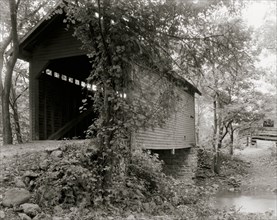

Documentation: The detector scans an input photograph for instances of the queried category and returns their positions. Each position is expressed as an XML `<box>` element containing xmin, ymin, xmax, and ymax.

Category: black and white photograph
<box><xmin>0</xmin><ymin>0</ymin><xmax>276</xmax><ymax>219</ymax></box>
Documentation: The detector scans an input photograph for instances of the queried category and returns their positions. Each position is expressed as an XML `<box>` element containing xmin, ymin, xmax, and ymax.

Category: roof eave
<box><xmin>18</xmin><ymin>1</ymin><xmax>64</xmax><ymax>60</ymax></box>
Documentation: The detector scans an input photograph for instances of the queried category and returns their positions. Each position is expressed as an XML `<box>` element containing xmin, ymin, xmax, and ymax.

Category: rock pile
<box><xmin>0</xmin><ymin>148</ymin><xmax>68</xmax><ymax>219</ymax></box>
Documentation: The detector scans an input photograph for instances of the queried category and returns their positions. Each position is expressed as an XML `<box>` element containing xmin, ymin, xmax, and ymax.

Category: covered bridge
<box><xmin>18</xmin><ymin>4</ymin><xmax>201</xmax><ymax>179</ymax></box>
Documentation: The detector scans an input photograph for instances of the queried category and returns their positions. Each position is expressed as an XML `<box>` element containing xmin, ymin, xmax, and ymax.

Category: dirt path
<box><xmin>235</xmin><ymin>140</ymin><xmax>277</xmax><ymax>194</ymax></box>
<box><xmin>0</xmin><ymin>141</ymin><xmax>60</xmax><ymax>158</ymax></box>
<box><xmin>0</xmin><ymin>140</ymin><xmax>90</xmax><ymax>159</ymax></box>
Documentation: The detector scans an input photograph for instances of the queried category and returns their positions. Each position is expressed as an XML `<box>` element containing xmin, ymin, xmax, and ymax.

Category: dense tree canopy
<box><xmin>195</xmin><ymin>1</ymin><xmax>276</xmax><ymax>158</ymax></box>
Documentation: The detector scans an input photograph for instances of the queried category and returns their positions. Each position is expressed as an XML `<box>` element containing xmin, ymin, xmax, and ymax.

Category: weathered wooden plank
<box><xmin>252</xmin><ymin>136</ymin><xmax>277</xmax><ymax>141</ymax></box>
<box><xmin>131</xmin><ymin>68</ymin><xmax>196</xmax><ymax>150</ymax></box>
<box><xmin>33</xmin><ymin>25</ymin><xmax>85</xmax><ymax>61</ymax></box>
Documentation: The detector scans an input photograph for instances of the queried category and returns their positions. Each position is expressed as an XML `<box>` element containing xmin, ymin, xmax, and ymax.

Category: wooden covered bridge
<box><xmin>250</xmin><ymin>127</ymin><xmax>277</xmax><ymax>145</ymax></box>
<box><xmin>17</xmin><ymin>3</ymin><xmax>202</xmax><ymax>180</ymax></box>
<box><xmin>18</xmin><ymin>4</ymin><xmax>200</xmax><ymax>145</ymax></box>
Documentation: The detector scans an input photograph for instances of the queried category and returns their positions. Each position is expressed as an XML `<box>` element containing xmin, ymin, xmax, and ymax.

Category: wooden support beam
<box><xmin>48</xmin><ymin>108</ymin><xmax>94</xmax><ymax>140</ymax></box>
<box><xmin>251</xmin><ymin>136</ymin><xmax>277</xmax><ymax>142</ymax></box>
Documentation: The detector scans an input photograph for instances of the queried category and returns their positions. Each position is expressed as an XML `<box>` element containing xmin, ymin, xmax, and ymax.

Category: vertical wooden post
<box><xmin>29</xmin><ymin>62</ymin><xmax>41</xmax><ymax>140</ymax></box>
<box><xmin>44</xmin><ymin>81</ymin><xmax>47</xmax><ymax>139</ymax></box>
<box><xmin>31</xmin><ymin>60</ymin><xmax>49</xmax><ymax>140</ymax></box>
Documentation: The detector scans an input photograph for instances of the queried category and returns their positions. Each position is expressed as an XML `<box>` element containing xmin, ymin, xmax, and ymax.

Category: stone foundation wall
<box><xmin>152</xmin><ymin>147</ymin><xmax>198</xmax><ymax>182</ymax></box>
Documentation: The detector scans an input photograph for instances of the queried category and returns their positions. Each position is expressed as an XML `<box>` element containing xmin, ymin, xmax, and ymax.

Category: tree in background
<box><xmin>195</xmin><ymin>2</ymin><xmax>276</xmax><ymax>172</ymax></box>
<box><xmin>192</xmin><ymin>10</ymin><xmax>256</xmax><ymax>172</ymax></box>
<box><xmin>253</xmin><ymin>3</ymin><xmax>277</xmax><ymax>125</ymax></box>
<box><xmin>0</xmin><ymin>0</ymin><xmax>19</xmax><ymax>145</ymax></box>
<box><xmin>10</xmin><ymin>61</ymin><xmax>29</xmax><ymax>143</ymax></box>
<box><xmin>0</xmin><ymin>0</ymin><xmax>59</xmax><ymax>145</ymax></box>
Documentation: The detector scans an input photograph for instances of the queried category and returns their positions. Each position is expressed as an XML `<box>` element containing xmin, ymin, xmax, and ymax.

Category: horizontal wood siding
<box><xmin>27</xmin><ymin>15</ymin><xmax>197</xmax><ymax>145</ymax></box>
<box><xmin>32</xmin><ymin>21</ymin><xmax>85</xmax><ymax>62</ymax></box>
<box><xmin>132</xmin><ymin>69</ymin><xmax>196</xmax><ymax>150</ymax></box>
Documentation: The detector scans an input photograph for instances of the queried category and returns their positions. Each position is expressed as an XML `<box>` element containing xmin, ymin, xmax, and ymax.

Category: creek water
<box><xmin>213</xmin><ymin>192</ymin><xmax>277</xmax><ymax>216</ymax></box>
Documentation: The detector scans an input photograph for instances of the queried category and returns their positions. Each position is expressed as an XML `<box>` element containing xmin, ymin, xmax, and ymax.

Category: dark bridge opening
<box><xmin>38</xmin><ymin>55</ymin><xmax>97</xmax><ymax>140</ymax></box>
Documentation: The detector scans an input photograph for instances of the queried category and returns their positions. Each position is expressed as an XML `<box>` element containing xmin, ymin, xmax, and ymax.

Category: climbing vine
<box><xmin>60</xmin><ymin>0</ymin><xmax>252</xmax><ymax>195</ymax></box>
<box><xmin>61</xmin><ymin>0</ymin><xmax>185</xmax><ymax>193</ymax></box>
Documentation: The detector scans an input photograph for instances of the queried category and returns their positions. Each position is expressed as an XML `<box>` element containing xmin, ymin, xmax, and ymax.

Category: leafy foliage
<box><xmin>2</xmin><ymin>141</ymin><xmax>274</xmax><ymax>219</ymax></box>
<box><xmin>56</xmin><ymin>0</ymin><xmax>258</xmax><ymax>192</ymax></box>
<box><xmin>196</xmin><ymin>147</ymin><xmax>248</xmax><ymax>181</ymax></box>
<box><xmin>32</xmin><ymin>142</ymin><xmax>214</xmax><ymax>217</ymax></box>
<box><xmin>33</xmin><ymin>143</ymin><xmax>167</xmax><ymax>211</ymax></box>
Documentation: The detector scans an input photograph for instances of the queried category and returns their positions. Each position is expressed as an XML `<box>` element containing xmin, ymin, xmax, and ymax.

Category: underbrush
<box><xmin>220</xmin><ymin>152</ymin><xmax>249</xmax><ymax>176</ymax></box>
<box><xmin>1</xmin><ymin>141</ymin><xmax>218</xmax><ymax>219</ymax></box>
<box><xmin>196</xmin><ymin>147</ymin><xmax>249</xmax><ymax>179</ymax></box>
<box><xmin>2</xmin><ymin>142</ymin><xmax>273</xmax><ymax>219</ymax></box>
<box><xmin>31</xmin><ymin>142</ymin><xmax>215</xmax><ymax>219</ymax></box>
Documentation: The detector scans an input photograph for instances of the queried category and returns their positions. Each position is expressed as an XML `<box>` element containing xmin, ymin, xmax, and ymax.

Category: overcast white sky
<box><xmin>242</xmin><ymin>1</ymin><xmax>274</xmax><ymax>27</ymax></box>
<box><xmin>242</xmin><ymin>1</ymin><xmax>277</xmax><ymax>94</ymax></box>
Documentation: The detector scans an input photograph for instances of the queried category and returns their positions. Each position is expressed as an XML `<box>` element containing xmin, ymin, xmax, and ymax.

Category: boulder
<box><xmin>33</xmin><ymin>213</ymin><xmax>52</xmax><ymax>220</ymax></box>
<box><xmin>23</xmin><ymin>171</ymin><xmax>39</xmax><ymax>178</ymax></box>
<box><xmin>2</xmin><ymin>188</ymin><xmax>31</xmax><ymax>207</ymax></box>
<box><xmin>52</xmin><ymin>217</ymin><xmax>70</xmax><ymax>220</ymax></box>
<box><xmin>39</xmin><ymin>159</ymin><xmax>50</xmax><ymax>170</ymax></box>
<box><xmin>50</xmin><ymin>150</ymin><xmax>63</xmax><ymax>160</ymax></box>
<box><xmin>0</xmin><ymin>210</ymin><xmax>5</xmax><ymax>219</ymax></box>
<box><xmin>142</xmin><ymin>202</ymin><xmax>150</xmax><ymax>212</ymax></box>
<box><xmin>14</xmin><ymin>177</ymin><xmax>26</xmax><ymax>188</ymax></box>
<box><xmin>53</xmin><ymin>205</ymin><xmax>63</xmax><ymax>214</ymax></box>
<box><xmin>126</xmin><ymin>215</ymin><xmax>135</xmax><ymax>220</ymax></box>
<box><xmin>212</xmin><ymin>184</ymin><xmax>219</xmax><ymax>189</ymax></box>
<box><xmin>18</xmin><ymin>213</ymin><xmax>32</xmax><ymax>220</ymax></box>
<box><xmin>30</xmin><ymin>164</ymin><xmax>40</xmax><ymax>171</ymax></box>
<box><xmin>29</xmin><ymin>180</ymin><xmax>35</xmax><ymax>187</ymax></box>
<box><xmin>20</xmin><ymin>203</ymin><xmax>41</xmax><ymax>217</ymax></box>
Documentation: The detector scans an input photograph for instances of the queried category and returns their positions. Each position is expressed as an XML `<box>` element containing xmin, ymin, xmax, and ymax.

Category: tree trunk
<box><xmin>217</xmin><ymin>100</ymin><xmax>224</xmax><ymax>149</ymax></box>
<box><xmin>10</xmin><ymin>84</ymin><xmax>23</xmax><ymax>143</ymax></box>
<box><xmin>97</xmin><ymin>0</ymin><xmax>115</xmax><ymax>196</ymax></box>
<box><xmin>212</xmin><ymin>99</ymin><xmax>218</xmax><ymax>150</ymax></box>
<box><xmin>212</xmin><ymin>98</ymin><xmax>220</xmax><ymax>174</ymax></box>
<box><xmin>0</xmin><ymin>38</ymin><xmax>12</xmax><ymax>144</ymax></box>
<box><xmin>101</xmin><ymin>81</ymin><xmax>114</xmax><ymax>191</ymax></box>
<box><xmin>195</xmin><ymin>98</ymin><xmax>201</xmax><ymax>146</ymax></box>
<box><xmin>1</xmin><ymin>0</ymin><xmax>19</xmax><ymax>145</ymax></box>
<box><xmin>229</xmin><ymin>127</ymin><xmax>234</xmax><ymax>155</ymax></box>
<box><xmin>1</xmin><ymin>92</ymin><xmax>13</xmax><ymax>144</ymax></box>
<box><xmin>218</xmin><ymin>125</ymin><xmax>224</xmax><ymax>149</ymax></box>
